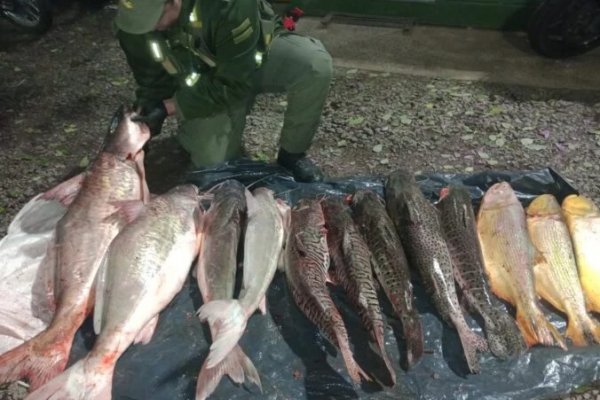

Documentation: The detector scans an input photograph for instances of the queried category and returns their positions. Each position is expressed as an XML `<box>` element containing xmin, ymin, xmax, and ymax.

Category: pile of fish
<box><xmin>0</xmin><ymin>111</ymin><xmax>599</xmax><ymax>399</ymax></box>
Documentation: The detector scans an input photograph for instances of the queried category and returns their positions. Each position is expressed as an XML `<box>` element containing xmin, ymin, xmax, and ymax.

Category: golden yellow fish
<box><xmin>562</xmin><ymin>194</ymin><xmax>600</xmax><ymax>314</ymax></box>
<box><xmin>527</xmin><ymin>194</ymin><xmax>600</xmax><ymax>346</ymax></box>
<box><xmin>477</xmin><ymin>183</ymin><xmax>566</xmax><ymax>350</ymax></box>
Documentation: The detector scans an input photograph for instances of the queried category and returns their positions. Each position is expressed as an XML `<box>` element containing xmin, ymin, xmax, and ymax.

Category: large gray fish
<box><xmin>436</xmin><ymin>185</ymin><xmax>524</xmax><ymax>359</ymax></box>
<box><xmin>385</xmin><ymin>170</ymin><xmax>488</xmax><ymax>374</ymax></box>
<box><xmin>285</xmin><ymin>199</ymin><xmax>370</xmax><ymax>384</ymax></box>
<box><xmin>26</xmin><ymin>184</ymin><xmax>203</xmax><ymax>400</ymax></box>
<box><xmin>0</xmin><ymin>107</ymin><xmax>150</xmax><ymax>389</ymax></box>
<box><xmin>350</xmin><ymin>189</ymin><xmax>424</xmax><ymax>369</ymax></box>
<box><xmin>198</xmin><ymin>187</ymin><xmax>289</xmax><ymax>368</ymax></box>
<box><xmin>195</xmin><ymin>180</ymin><xmax>261</xmax><ymax>400</ymax></box>
<box><xmin>322</xmin><ymin>197</ymin><xmax>396</xmax><ymax>385</ymax></box>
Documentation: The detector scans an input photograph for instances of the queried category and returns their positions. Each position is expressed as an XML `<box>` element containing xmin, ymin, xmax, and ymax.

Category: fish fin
<box><xmin>372</xmin><ymin>332</ymin><xmax>396</xmax><ymax>385</ymax></box>
<box><xmin>515</xmin><ymin>306</ymin><xmax>567</xmax><ymax>350</ymax></box>
<box><xmin>244</xmin><ymin>190</ymin><xmax>259</xmax><ymax>218</ymax></box>
<box><xmin>400</xmin><ymin>313</ymin><xmax>425</xmax><ymax>369</ymax></box>
<box><xmin>0</xmin><ymin>324</ymin><xmax>75</xmax><ymax>390</ymax></box>
<box><xmin>455</xmin><ymin>325</ymin><xmax>488</xmax><ymax>374</ymax></box>
<box><xmin>93</xmin><ymin>251</ymin><xmax>111</xmax><ymax>335</ymax></box>
<box><xmin>335</xmin><ymin>331</ymin><xmax>371</xmax><ymax>384</ymax></box>
<box><xmin>41</xmin><ymin>173</ymin><xmax>86</xmax><ymax>207</ymax></box>
<box><xmin>134</xmin><ymin>150</ymin><xmax>151</xmax><ymax>204</ymax></box>
<box><xmin>195</xmin><ymin>345</ymin><xmax>262</xmax><ymax>400</ymax></box>
<box><xmin>25</xmin><ymin>358</ymin><xmax>114</xmax><ymax>400</ymax></box>
<box><xmin>134</xmin><ymin>315</ymin><xmax>159</xmax><ymax>345</ymax></box>
<box><xmin>326</xmin><ymin>270</ymin><xmax>337</xmax><ymax>286</ymax></box>
<box><xmin>485</xmin><ymin>312</ymin><xmax>526</xmax><ymax>360</ymax></box>
<box><xmin>108</xmin><ymin>200</ymin><xmax>145</xmax><ymax>224</ymax></box>
<box><xmin>197</xmin><ymin>300</ymin><xmax>247</xmax><ymax>368</ymax></box>
<box><xmin>258</xmin><ymin>296</ymin><xmax>267</xmax><ymax>315</ymax></box>
<box><xmin>566</xmin><ymin>314</ymin><xmax>600</xmax><ymax>347</ymax></box>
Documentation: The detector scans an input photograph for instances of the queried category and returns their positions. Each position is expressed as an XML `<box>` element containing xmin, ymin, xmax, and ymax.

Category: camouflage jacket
<box><xmin>116</xmin><ymin>0</ymin><xmax>281</xmax><ymax>120</ymax></box>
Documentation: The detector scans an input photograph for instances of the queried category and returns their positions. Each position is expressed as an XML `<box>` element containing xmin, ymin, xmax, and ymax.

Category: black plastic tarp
<box><xmin>67</xmin><ymin>160</ymin><xmax>599</xmax><ymax>400</ymax></box>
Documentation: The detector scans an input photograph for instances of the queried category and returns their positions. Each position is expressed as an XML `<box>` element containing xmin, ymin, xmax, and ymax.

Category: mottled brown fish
<box><xmin>284</xmin><ymin>199</ymin><xmax>370</xmax><ymax>384</ymax></box>
<box><xmin>527</xmin><ymin>194</ymin><xmax>600</xmax><ymax>346</ymax></box>
<box><xmin>0</xmin><ymin>107</ymin><xmax>151</xmax><ymax>389</ymax></box>
<box><xmin>437</xmin><ymin>185</ymin><xmax>524</xmax><ymax>359</ymax></box>
<box><xmin>195</xmin><ymin>180</ymin><xmax>261</xmax><ymax>400</ymax></box>
<box><xmin>26</xmin><ymin>184</ymin><xmax>204</xmax><ymax>399</ymax></box>
<box><xmin>323</xmin><ymin>197</ymin><xmax>396</xmax><ymax>385</ymax></box>
<box><xmin>562</xmin><ymin>195</ymin><xmax>600</xmax><ymax>314</ymax></box>
<box><xmin>477</xmin><ymin>182</ymin><xmax>566</xmax><ymax>350</ymax></box>
<box><xmin>350</xmin><ymin>189</ymin><xmax>424</xmax><ymax>369</ymax></box>
<box><xmin>385</xmin><ymin>170</ymin><xmax>488</xmax><ymax>374</ymax></box>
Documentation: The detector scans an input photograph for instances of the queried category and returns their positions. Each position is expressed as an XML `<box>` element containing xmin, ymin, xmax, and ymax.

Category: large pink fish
<box><xmin>0</xmin><ymin>107</ymin><xmax>150</xmax><ymax>390</ymax></box>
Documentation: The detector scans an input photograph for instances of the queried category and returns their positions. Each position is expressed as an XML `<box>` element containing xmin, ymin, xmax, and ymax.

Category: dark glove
<box><xmin>132</xmin><ymin>101</ymin><xmax>168</xmax><ymax>137</ymax></box>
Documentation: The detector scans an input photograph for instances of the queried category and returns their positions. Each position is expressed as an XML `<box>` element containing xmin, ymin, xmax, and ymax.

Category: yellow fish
<box><xmin>562</xmin><ymin>194</ymin><xmax>600</xmax><ymax>314</ymax></box>
<box><xmin>527</xmin><ymin>194</ymin><xmax>600</xmax><ymax>346</ymax></box>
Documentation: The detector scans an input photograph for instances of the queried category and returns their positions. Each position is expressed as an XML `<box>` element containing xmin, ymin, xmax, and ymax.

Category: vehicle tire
<box><xmin>527</xmin><ymin>0</ymin><xmax>600</xmax><ymax>58</ymax></box>
<box><xmin>4</xmin><ymin>0</ymin><xmax>53</xmax><ymax>34</ymax></box>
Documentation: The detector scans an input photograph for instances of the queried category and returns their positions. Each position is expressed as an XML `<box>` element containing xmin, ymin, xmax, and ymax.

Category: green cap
<box><xmin>115</xmin><ymin>0</ymin><xmax>167</xmax><ymax>34</ymax></box>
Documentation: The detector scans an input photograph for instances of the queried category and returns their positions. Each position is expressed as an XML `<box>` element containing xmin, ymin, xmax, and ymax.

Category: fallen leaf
<box><xmin>348</xmin><ymin>116</ymin><xmax>364</xmax><ymax>126</ymax></box>
<box><xmin>64</xmin><ymin>124</ymin><xmax>77</xmax><ymax>134</ymax></box>
<box><xmin>425</xmin><ymin>103</ymin><xmax>434</xmax><ymax>109</ymax></box>
<box><xmin>520</xmin><ymin>138</ymin><xmax>534</xmax><ymax>146</ymax></box>
<box><xmin>487</xmin><ymin>106</ymin><xmax>504</xmax><ymax>116</ymax></box>
<box><xmin>538</xmin><ymin>129</ymin><xmax>551</xmax><ymax>139</ymax></box>
<box><xmin>372</xmin><ymin>144</ymin><xmax>383</xmax><ymax>153</ymax></box>
<box><xmin>79</xmin><ymin>156</ymin><xmax>90</xmax><ymax>168</ymax></box>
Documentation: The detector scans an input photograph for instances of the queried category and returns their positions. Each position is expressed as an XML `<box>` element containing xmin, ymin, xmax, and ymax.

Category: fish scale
<box><xmin>527</xmin><ymin>194</ymin><xmax>600</xmax><ymax>347</ymax></box>
<box><xmin>350</xmin><ymin>189</ymin><xmax>424</xmax><ymax>369</ymax></box>
<box><xmin>323</xmin><ymin>197</ymin><xmax>396</xmax><ymax>385</ymax></box>
<box><xmin>284</xmin><ymin>199</ymin><xmax>369</xmax><ymax>385</ymax></box>
<box><xmin>385</xmin><ymin>170</ymin><xmax>488</xmax><ymax>374</ymax></box>
<box><xmin>437</xmin><ymin>186</ymin><xmax>524</xmax><ymax>360</ymax></box>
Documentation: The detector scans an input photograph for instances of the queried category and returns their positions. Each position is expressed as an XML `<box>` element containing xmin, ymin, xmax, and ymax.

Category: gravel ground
<box><xmin>1</xmin><ymin>2</ymin><xmax>600</xmax><ymax>399</ymax></box>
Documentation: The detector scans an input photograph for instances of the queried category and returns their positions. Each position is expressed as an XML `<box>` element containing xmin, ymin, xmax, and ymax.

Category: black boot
<box><xmin>277</xmin><ymin>149</ymin><xmax>324</xmax><ymax>183</ymax></box>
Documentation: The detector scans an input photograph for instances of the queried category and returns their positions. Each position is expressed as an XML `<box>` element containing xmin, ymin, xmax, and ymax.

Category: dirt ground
<box><xmin>1</xmin><ymin>2</ymin><xmax>600</xmax><ymax>399</ymax></box>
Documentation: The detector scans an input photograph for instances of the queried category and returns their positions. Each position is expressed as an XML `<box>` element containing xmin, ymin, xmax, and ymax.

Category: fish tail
<box><xmin>454</xmin><ymin>320</ymin><xmax>488</xmax><ymax>374</ymax></box>
<box><xmin>25</xmin><ymin>357</ymin><xmax>114</xmax><ymax>400</ymax></box>
<box><xmin>197</xmin><ymin>300</ymin><xmax>247</xmax><ymax>368</ymax></box>
<box><xmin>484</xmin><ymin>312</ymin><xmax>525</xmax><ymax>360</ymax></box>
<box><xmin>400</xmin><ymin>314</ymin><xmax>424</xmax><ymax>369</ymax></box>
<box><xmin>0</xmin><ymin>325</ymin><xmax>74</xmax><ymax>390</ymax></box>
<box><xmin>515</xmin><ymin>306</ymin><xmax>567</xmax><ymax>350</ymax></box>
<box><xmin>335</xmin><ymin>331</ymin><xmax>371</xmax><ymax>384</ymax></box>
<box><xmin>566</xmin><ymin>313</ymin><xmax>600</xmax><ymax>347</ymax></box>
<box><xmin>373</xmin><ymin>331</ymin><xmax>396</xmax><ymax>385</ymax></box>
<box><xmin>195</xmin><ymin>345</ymin><xmax>262</xmax><ymax>400</ymax></box>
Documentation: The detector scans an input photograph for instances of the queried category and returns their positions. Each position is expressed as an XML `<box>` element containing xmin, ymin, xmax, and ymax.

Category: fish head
<box><xmin>294</xmin><ymin>198</ymin><xmax>326</xmax><ymax>226</ymax></box>
<box><xmin>479</xmin><ymin>182</ymin><xmax>518</xmax><ymax>211</ymax></box>
<box><xmin>526</xmin><ymin>194</ymin><xmax>561</xmax><ymax>218</ymax></box>
<box><xmin>350</xmin><ymin>189</ymin><xmax>383</xmax><ymax>216</ymax></box>
<box><xmin>103</xmin><ymin>106</ymin><xmax>151</xmax><ymax>160</ymax></box>
<box><xmin>562</xmin><ymin>194</ymin><xmax>600</xmax><ymax>218</ymax></box>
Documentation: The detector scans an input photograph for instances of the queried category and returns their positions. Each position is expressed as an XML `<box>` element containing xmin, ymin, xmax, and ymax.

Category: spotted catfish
<box><xmin>350</xmin><ymin>189</ymin><xmax>424</xmax><ymax>370</ymax></box>
<box><xmin>285</xmin><ymin>199</ymin><xmax>370</xmax><ymax>384</ymax></box>
<box><xmin>385</xmin><ymin>170</ymin><xmax>488</xmax><ymax>374</ymax></box>
<box><xmin>437</xmin><ymin>185</ymin><xmax>524</xmax><ymax>359</ymax></box>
